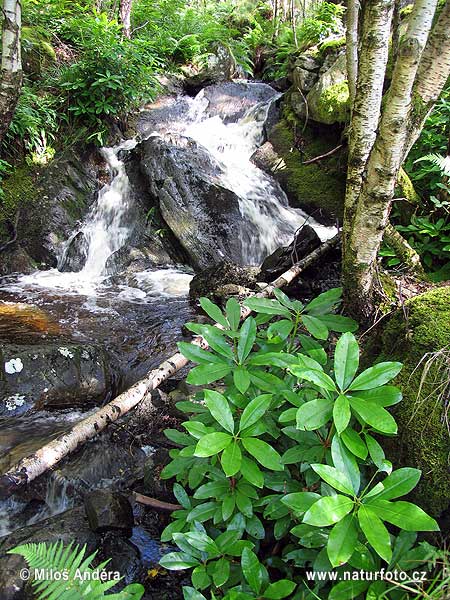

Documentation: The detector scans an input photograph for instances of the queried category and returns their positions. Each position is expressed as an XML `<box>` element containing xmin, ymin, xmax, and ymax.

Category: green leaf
<box><xmin>292</xmin><ymin>368</ymin><xmax>337</xmax><ymax>391</ymax></box>
<box><xmin>372</xmin><ymin>468</ymin><xmax>421</xmax><ymax>501</ymax></box>
<box><xmin>233</xmin><ymin>366</ymin><xmax>250</xmax><ymax>394</ymax></box>
<box><xmin>328</xmin><ymin>580</ymin><xmax>370</xmax><ymax>600</ymax></box>
<box><xmin>318</xmin><ymin>314</ymin><xmax>359</xmax><ymax>333</ymax></box>
<box><xmin>186</xmin><ymin>323</ymin><xmax>234</xmax><ymax>359</ymax></box>
<box><xmin>240</xmin><ymin>456</ymin><xmax>264</xmax><ymax>488</ymax></box>
<box><xmin>178</xmin><ymin>342</ymin><xmax>225</xmax><ymax>365</ymax></box>
<box><xmin>245</xmin><ymin>514</ymin><xmax>265</xmax><ymax>539</ymax></box>
<box><xmin>358</xmin><ymin>505</ymin><xmax>392</xmax><ymax>563</ymax></box>
<box><xmin>249</xmin><ymin>370</ymin><xmax>286</xmax><ymax>393</ymax></box>
<box><xmin>240</xmin><ymin>394</ymin><xmax>272</xmax><ymax>432</ymax></box>
<box><xmin>195</xmin><ymin>433</ymin><xmax>232</xmax><ymax>457</ymax></box>
<box><xmin>194</xmin><ymin>481</ymin><xmax>229</xmax><ymax>500</ymax></box>
<box><xmin>159</xmin><ymin>552</ymin><xmax>199</xmax><ymax>570</ymax></box>
<box><xmin>241</xmin><ymin>548</ymin><xmax>266</xmax><ymax>594</ymax></box>
<box><xmin>222</xmin><ymin>494</ymin><xmax>235</xmax><ymax>521</ymax></box>
<box><xmin>183</xmin><ymin>421</ymin><xmax>209</xmax><ymax>440</ymax></box>
<box><xmin>238</xmin><ymin>317</ymin><xmax>256</xmax><ymax>363</ymax></box>
<box><xmin>367</xmin><ymin>499</ymin><xmax>439</xmax><ymax>531</ymax></box>
<box><xmin>273</xmin><ymin>288</ymin><xmax>294</xmax><ymax>309</ymax></box>
<box><xmin>303</xmin><ymin>495</ymin><xmax>354</xmax><ymax>527</ymax></box>
<box><xmin>187</xmin><ymin>502</ymin><xmax>218</xmax><ymax>523</ymax></box>
<box><xmin>364</xmin><ymin>433</ymin><xmax>386</xmax><ymax>469</ymax></box>
<box><xmin>296</xmin><ymin>398</ymin><xmax>333</xmax><ymax>430</ymax></box>
<box><xmin>263</xmin><ymin>580</ymin><xmax>296</xmax><ymax>599</ymax></box>
<box><xmin>341</xmin><ymin>427</ymin><xmax>368</xmax><ymax>460</ymax></box>
<box><xmin>173</xmin><ymin>484</ymin><xmax>191</xmax><ymax>509</ymax></box>
<box><xmin>182</xmin><ymin>586</ymin><xmax>207</xmax><ymax>600</ymax></box>
<box><xmin>334</xmin><ymin>332</ymin><xmax>359</xmax><ymax>391</ymax></box>
<box><xmin>301</xmin><ymin>314</ymin><xmax>329</xmax><ymax>340</ymax></box>
<box><xmin>327</xmin><ymin>513</ymin><xmax>358</xmax><ymax>567</ymax></box>
<box><xmin>348</xmin><ymin>397</ymin><xmax>397</xmax><ymax>434</ymax></box>
<box><xmin>226</xmin><ymin>298</ymin><xmax>241</xmax><ymax>330</ymax></box>
<box><xmin>310</xmin><ymin>464</ymin><xmax>354</xmax><ymax>495</ymax></box>
<box><xmin>199</xmin><ymin>297</ymin><xmax>229</xmax><ymax>328</ymax></box>
<box><xmin>187</xmin><ymin>363</ymin><xmax>232</xmax><ymax>385</ymax></box>
<box><xmin>331</xmin><ymin>434</ymin><xmax>360</xmax><ymax>494</ymax></box>
<box><xmin>281</xmin><ymin>492</ymin><xmax>320</xmax><ymax>513</ymax></box>
<box><xmin>221</xmin><ymin>442</ymin><xmax>242</xmax><ymax>477</ymax></box>
<box><xmin>243</xmin><ymin>297</ymin><xmax>292</xmax><ymax>317</ymax></box>
<box><xmin>204</xmin><ymin>390</ymin><xmax>234</xmax><ymax>434</ymax></box>
<box><xmin>348</xmin><ymin>362</ymin><xmax>403</xmax><ymax>391</ymax></box>
<box><xmin>212</xmin><ymin>557</ymin><xmax>230</xmax><ymax>588</ymax></box>
<box><xmin>184</xmin><ymin>532</ymin><xmax>220</xmax><ymax>556</ymax></box>
<box><xmin>191</xmin><ymin>565</ymin><xmax>210</xmax><ymax>590</ymax></box>
<box><xmin>304</xmin><ymin>287</ymin><xmax>342</xmax><ymax>315</ymax></box>
<box><xmin>333</xmin><ymin>394</ymin><xmax>351</xmax><ymax>434</ymax></box>
<box><xmin>242</xmin><ymin>438</ymin><xmax>283</xmax><ymax>471</ymax></box>
<box><xmin>354</xmin><ymin>386</ymin><xmax>402</xmax><ymax>407</ymax></box>
<box><xmin>236</xmin><ymin>490</ymin><xmax>253</xmax><ymax>517</ymax></box>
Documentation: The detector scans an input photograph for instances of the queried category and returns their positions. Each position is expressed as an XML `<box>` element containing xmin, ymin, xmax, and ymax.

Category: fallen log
<box><xmin>133</xmin><ymin>491</ymin><xmax>181</xmax><ymax>511</ymax></box>
<box><xmin>0</xmin><ymin>233</ymin><xmax>340</xmax><ymax>499</ymax></box>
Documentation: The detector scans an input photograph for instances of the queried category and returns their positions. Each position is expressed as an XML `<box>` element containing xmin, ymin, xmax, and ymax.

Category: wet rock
<box><xmin>261</xmin><ymin>225</ymin><xmax>321</xmax><ymax>279</ymax></box>
<box><xmin>138</xmin><ymin>135</ymin><xmax>243</xmax><ymax>270</ymax></box>
<box><xmin>182</xmin><ymin>43</ymin><xmax>236</xmax><ymax>93</ymax></box>
<box><xmin>98</xmin><ymin>531</ymin><xmax>143</xmax><ymax>586</ymax></box>
<box><xmin>307</xmin><ymin>52</ymin><xmax>350</xmax><ymax>125</ymax></box>
<box><xmin>59</xmin><ymin>231</ymin><xmax>87</xmax><ymax>272</ymax></box>
<box><xmin>0</xmin><ymin>506</ymin><xmax>97</xmax><ymax>600</ymax></box>
<box><xmin>292</xmin><ymin>67</ymin><xmax>318</xmax><ymax>93</ymax></box>
<box><xmin>293</xmin><ymin>54</ymin><xmax>321</xmax><ymax>72</ymax></box>
<box><xmin>84</xmin><ymin>490</ymin><xmax>134</xmax><ymax>535</ymax></box>
<box><xmin>0</xmin><ymin>342</ymin><xmax>117</xmax><ymax>416</ymax></box>
<box><xmin>0</xmin><ymin>247</ymin><xmax>35</xmax><ymax>277</ymax></box>
<box><xmin>189</xmin><ymin>261</ymin><xmax>260</xmax><ymax>303</ymax></box>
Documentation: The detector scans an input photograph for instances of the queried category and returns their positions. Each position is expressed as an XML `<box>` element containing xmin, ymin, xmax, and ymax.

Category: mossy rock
<box><xmin>0</xmin><ymin>166</ymin><xmax>41</xmax><ymax>244</ymax></box>
<box><xmin>260</xmin><ymin>117</ymin><xmax>346</xmax><ymax>223</ymax></box>
<box><xmin>374</xmin><ymin>286</ymin><xmax>450</xmax><ymax>518</ymax></box>
<box><xmin>307</xmin><ymin>53</ymin><xmax>350</xmax><ymax>125</ymax></box>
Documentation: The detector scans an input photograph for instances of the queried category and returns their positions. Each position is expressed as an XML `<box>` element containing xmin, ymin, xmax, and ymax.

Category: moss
<box><xmin>399</xmin><ymin>3</ymin><xmax>414</xmax><ymax>18</ymax></box>
<box><xmin>314</xmin><ymin>82</ymin><xmax>350</xmax><ymax>125</ymax></box>
<box><xmin>318</xmin><ymin>36</ymin><xmax>346</xmax><ymax>57</ymax></box>
<box><xmin>0</xmin><ymin>167</ymin><xmax>41</xmax><ymax>242</ymax></box>
<box><xmin>268</xmin><ymin>116</ymin><xmax>346</xmax><ymax>222</ymax></box>
<box><xmin>396</xmin><ymin>167</ymin><xmax>420</xmax><ymax>204</ymax></box>
<box><xmin>375</xmin><ymin>287</ymin><xmax>450</xmax><ymax>517</ymax></box>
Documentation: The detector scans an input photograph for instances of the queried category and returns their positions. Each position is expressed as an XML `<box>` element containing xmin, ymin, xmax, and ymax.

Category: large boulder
<box><xmin>306</xmin><ymin>52</ymin><xmax>350</xmax><ymax>125</ymax></box>
<box><xmin>0</xmin><ymin>340</ymin><xmax>116</xmax><ymax>416</ymax></box>
<box><xmin>189</xmin><ymin>261</ymin><xmax>260</xmax><ymax>303</ymax></box>
<box><xmin>138</xmin><ymin>135</ymin><xmax>244</xmax><ymax>270</ymax></box>
<box><xmin>371</xmin><ymin>286</ymin><xmax>450</xmax><ymax>519</ymax></box>
<box><xmin>182</xmin><ymin>43</ymin><xmax>237</xmax><ymax>93</ymax></box>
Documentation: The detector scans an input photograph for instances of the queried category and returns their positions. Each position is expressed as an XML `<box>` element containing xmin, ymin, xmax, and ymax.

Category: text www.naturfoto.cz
<box><xmin>305</xmin><ymin>569</ymin><xmax>428</xmax><ymax>583</ymax></box>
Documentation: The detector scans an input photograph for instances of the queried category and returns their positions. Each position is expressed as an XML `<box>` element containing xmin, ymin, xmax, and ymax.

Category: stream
<box><xmin>0</xmin><ymin>82</ymin><xmax>335</xmax><ymax>576</ymax></box>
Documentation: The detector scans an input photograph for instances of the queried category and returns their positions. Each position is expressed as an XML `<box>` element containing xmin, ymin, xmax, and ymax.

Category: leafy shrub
<box><xmin>396</xmin><ymin>215</ymin><xmax>450</xmax><ymax>275</ymax></box>
<box><xmin>159</xmin><ymin>289</ymin><xmax>442</xmax><ymax>599</ymax></box>
<box><xmin>8</xmin><ymin>541</ymin><xmax>144</xmax><ymax>599</ymax></box>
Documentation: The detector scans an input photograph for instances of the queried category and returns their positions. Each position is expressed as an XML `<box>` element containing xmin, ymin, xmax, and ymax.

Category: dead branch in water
<box><xmin>133</xmin><ymin>491</ymin><xmax>181</xmax><ymax>511</ymax></box>
<box><xmin>0</xmin><ymin>233</ymin><xmax>340</xmax><ymax>500</ymax></box>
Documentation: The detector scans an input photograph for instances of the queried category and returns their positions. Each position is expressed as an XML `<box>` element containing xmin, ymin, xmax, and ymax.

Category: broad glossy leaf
<box><xmin>182</xmin><ymin>586</ymin><xmax>207</xmax><ymax>600</ymax></box>
<box><xmin>364</xmin><ymin>433</ymin><xmax>386</xmax><ymax>469</ymax></box>
<box><xmin>199</xmin><ymin>297</ymin><xmax>229</xmax><ymax>328</ymax></box>
<box><xmin>240</xmin><ymin>456</ymin><xmax>264</xmax><ymax>488</ymax></box>
<box><xmin>183</xmin><ymin>421</ymin><xmax>209</xmax><ymax>440</ymax></box>
<box><xmin>195</xmin><ymin>433</ymin><xmax>232</xmax><ymax>457</ymax></box>
<box><xmin>186</xmin><ymin>323</ymin><xmax>234</xmax><ymax>359</ymax></box>
<box><xmin>240</xmin><ymin>394</ymin><xmax>272</xmax><ymax>431</ymax></box>
<box><xmin>226</xmin><ymin>298</ymin><xmax>241</xmax><ymax>330</ymax></box>
<box><xmin>242</xmin><ymin>438</ymin><xmax>283</xmax><ymax>471</ymax></box>
<box><xmin>318</xmin><ymin>314</ymin><xmax>359</xmax><ymax>333</ymax></box>
<box><xmin>296</xmin><ymin>398</ymin><xmax>333</xmax><ymax>430</ymax></box>
<box><xmin>349</xmin><ymin>397</ymin><xmax>397</xmax><ymax>434</ymax></box>
<box><xmin>212</xmin><ymin>557</ymin><xmax>230</xmax><ymax>588</ymax></box>
<box><xmin>159</xmin><ymin>552</ymin><xmax>199</xmax><ymax>570</ymax></box>
<box><xmin>341</xmin><ymin>427</ymin><xmax>368</xmax><ymax>459</ymax></box>
<box><xmin>348</xmin><ymin>362</ymin><xmax>402</xmax><ymax>391</ymax></box>
<box><xmin>178</xmin><ymin>342</ymin><xmax>225</xmax><ymax>365</ymax></box>
<box><xmin>263</xmin><ymin>580</ymin><xmax>296</xmax><ymax>599</ymax></box>
<box><xmin>236</xmin><ymin>490</ymin><xmax>253</xmax><ymax>517</ymax></box>
<box><xmin>301</xmin><ymin>314</ymin><xmax>329</xmax><ymax>340</ymax></box>
<box><xmin>328</xmin><ymin>580</ymin><xmax>369</xmax><ymax>600</ymax></box>
<box><xmin>327</xmin><ymin>513</ymin><xmax>358</xmax><ymax>567</ymax></box>
<box><xmin>187</xmin><ymin>502</ymin><xmax>218</xmax><ymax>523</ymax></box>
<box><xmin>281</xmin><ymin>492</ymin><xmax>320</xmax><ymax>513</ymax></box>
<box><xmin>221</xmin><ymin>442</ymin><xmax>242</xmax><ymax>477</ymax></box>
<box><xmin>331</xmin><ymin>434</ymin><xmax>360</xmax><ymax>494</ymax></box>
<box><xmin>291</xmin><ymin>368</ymin><xmax>337</xmax><ymax>391</ymax></box>
<box><xmin>243</xmin><ymin>297</ymin><xmax>291</xmax><ymax>317</ymax></box>
<box><xmin>333</xmin><ymin>394</ymin><xmax>351</xmax><ymax>434</ymax></box>
<box><xmin>273</xmin><ymin>288</ymin><xmax>294</xmax><ymax>309</ymax></box>
<box><xmin>233</xmin><ymin>366</ymin><xmax>250</xmax><ymax>394</ymax></box>
<box><xmin>304</xmin><ymin>287</ymin><xmax>342</xmax><ymax>315</ymax></box>
<box><xmin>194</xmin><ymin>481</ymin><xmax>229</xmax><ymax>500</ymax></box>
<box><xmin>311</xmin><ymin>464</ymin><xmax>354</xmax><ymax>495</ymax></box>
<box><xmin>222</xmin><ymin>494</ymin><xmax>235</xmax><ymax>521</ymax></box>
<box><xmin>173</xmin><ymin>484</ymin><xmax>191</xmax><ymax>509</ymax></box>
<box><xmin>205</xmin><ymin>390</ymin><xmax>234</xmax><ymax>434</ymax></box>
<box><xmin>367</xmin><ymin>499</ymin><xmax>439</xmax><ymax>531</ymax></box>
<box><xmin>241</xmin><ymin>548</ymin><xmax>265</xmax><ymax>594</ymax></box>
<box><xmin>187</xmin><ymin>363</ymin><xmax>232</xmax><ymax>386</ymax></box>
<box><xmin>354</xmin><ymin>385</ymin><xmax>402</xmax><ymax>407</ymax></box>
<box><xmin>238</xmin><ymin>317</ymin><xmax>256</xmax><ymax>363</ymax></box>
<box><xmin>358</xmin><ymin>505</ymin><xmax>392</xmax><ymax>563</ymax></box>
<box><xmin>334</xmin><ymin>332</ymin><xmax>359</xmax><ymax>391</ymax></box>
<box><xmin>184</xmin><ymin>532</ymin><xmax>220</xmax><ymax>556</ymax></box>
<box><xmin>249</xmin><ymin>370</ymin><xmax>285</xmax><ymax>392</ymax></box>
<box><xmin>303</xmin><ymin>495</ymin><xmax>354</xmax><ymax>527</ymax></box>
<box><xmin>372</xmin><ymin>468</ymin><xmax>421</xmax><ymax>501</ymax></box>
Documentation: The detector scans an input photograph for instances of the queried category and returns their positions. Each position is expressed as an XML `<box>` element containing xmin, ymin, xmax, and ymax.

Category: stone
<box><xmin>294</xmin><ymin>54</ymin><xmax>321</xmax><ymax>72</ymax></box>
<box><xmin>307</xmin><ymin>53</ymin><xmax>350</xmax><ymax>125</ymax></box>
<box><xmin>84</xmin><ymin>490</ymin><xmax>134</xmax><ymax>535</ymax></box>
<box><xmin>290</xmin><ymin>90</ymin><xmax>308</xmax><ymax>120</ymax></box>
<box><xmin>292</xmin><ymin>67</ymin><xmax>318</xmax><ymax>93</ymax></box>
<box><xmin>261</xmin><ymin>225</ymin><xmax>321</xmax><ymax>279</ymax></box>
<box><xmin>183</xmin><ymin>43</ymin><xmax>236</xmax><ymax>93</ymax></box>
<box><xmin>189</xmin><ymin>261</ymin><xmax>260</xmax><ymax>303</ymax></box>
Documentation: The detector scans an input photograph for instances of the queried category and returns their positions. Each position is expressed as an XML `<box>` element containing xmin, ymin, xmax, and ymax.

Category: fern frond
<box><xmin>8</xmin><ymin>542</ymin><xmax>145</xmax><ymax>599</ymax></box>
<box><xmin>415</xmin><ymin>153</ymin><xmax>450</xmax><ymax>177</ymax></box>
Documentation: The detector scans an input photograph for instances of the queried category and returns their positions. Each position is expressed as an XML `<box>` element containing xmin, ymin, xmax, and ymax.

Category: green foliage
<box><xmin>159</xmin><ymin>289</ymin><xmax>443</xmax><ymax>599</ymax></box>
<box><xmin>8</xmin><ymin>541</ymin><xmax>144</xmax><ymax>599</ymax></box>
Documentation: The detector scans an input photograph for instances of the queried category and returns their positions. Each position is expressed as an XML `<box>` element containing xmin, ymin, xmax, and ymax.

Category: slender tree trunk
<box><xmin>346</xmin><ymin>0</ymin><xmax>359</xmax><ymax>111</ymax></box>
<box><xmin>119</xmin><ymin>0</ymin><xmax>132</xmax><ymax>38</ymax></box>
<box><xmin>343</xmin><ymin>0</ymin><xmax>440</xmax><ymax>321</ymax></box>
<box><xmin>0</xmin><ymin>0</ymin><xmax>22</xmax><ymax>144</ymax></box>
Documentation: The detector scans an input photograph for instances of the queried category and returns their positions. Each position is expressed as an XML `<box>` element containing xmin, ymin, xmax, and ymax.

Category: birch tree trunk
<box><xmin>345</xmin><ymin>0</ymin><xmax>359</xmax><ymax>110</ymax></box>
<box><xmin>119</xmin><ymin>0</ymin><xmax>133</xmax><ymax>38</ymax></box>
<box><xmin>0</xmin><ymin>0</ymin><xmax>22</xmax><ymax>144</ymax></box>
<box><xmin>342</xmin><ymin>0</ymin><xmax>448</xmax><ymax>321</ymax></box>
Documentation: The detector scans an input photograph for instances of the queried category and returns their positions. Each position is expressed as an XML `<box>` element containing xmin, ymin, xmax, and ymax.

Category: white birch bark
<box><xmin>0</xmin><ymin>234</ymin><xmax>340</xmax><ymax>499</ymax></box>
<box><xmin>0</xmin><ymin>0</ymin><xmax>22</xmax><ymax>142</ymax></box>
<box><xmin>343</xmin><ymin>0</ymin><xmax>438</xmax><ymax>315</ymax></box>
<box><xmin>345</xmin><ymin>0</ymin><xmax>359</xmax><ymax>110</ymax></box>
